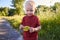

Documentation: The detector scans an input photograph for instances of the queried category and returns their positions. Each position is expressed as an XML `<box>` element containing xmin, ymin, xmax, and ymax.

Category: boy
<box><xmin>19</xmin><ymin>0</ymin><xmax>41</xmax><ymax>40</ymax></box>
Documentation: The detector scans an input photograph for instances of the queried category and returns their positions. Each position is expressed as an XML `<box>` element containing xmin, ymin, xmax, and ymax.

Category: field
<box><xmin>0</xmin><ymin>12</ymin><xmax>60</xmax><ymax>40</ymax></box>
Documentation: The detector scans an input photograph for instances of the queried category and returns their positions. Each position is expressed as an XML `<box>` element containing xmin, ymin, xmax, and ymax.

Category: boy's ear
<box><xmin>35</xmin><ymin>8</ymin><xmax>37</xmax><ymax>10</ymax></box>
<box><xmin>35</xmin><ymin>8</ymin><xmax>37</xmax><ymax>9</ymax></box>
<box><xmin>35</xmin><ymin>8</ymin><xmax>37</xmax><ymax>13</ymax></box>
<box><xmin>35</xmin><ymin>8</ymin><xmax>37</xmax><ymax>11</ymax></box>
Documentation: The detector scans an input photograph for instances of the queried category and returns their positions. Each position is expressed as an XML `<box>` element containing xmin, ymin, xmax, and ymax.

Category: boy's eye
<box><xmin>26</xmin><ymin>10</ymin><xmax>29</xmax><ymax>11</ymax></box>
<box><xmin>26</xmin><ymin>10</ymin><xmax>33</xmax><ymax>12</ymax></box>
<box><xmin>30</xmin><ymin>10</ymin><xmax>33</xmax><ymax>12</ymax></box>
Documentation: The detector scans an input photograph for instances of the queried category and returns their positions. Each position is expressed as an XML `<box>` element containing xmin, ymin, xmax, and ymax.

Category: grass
<box><xmin>0</xmin><ymin>12</ymin><xmax>60</xmax><ymax>40</ymax></box>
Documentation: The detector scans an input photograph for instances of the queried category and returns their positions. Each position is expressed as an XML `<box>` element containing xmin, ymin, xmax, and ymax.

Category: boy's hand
<box><xmin>19</xmin><ymin>25</ymin><xmax>24</xmax><ymax>29</ymax></box>
<box><xmin>29</xmin><ymin>26</ymin><xmax>41</xmax><ymax>33</ymax></box>
<box><xmin>29</xmin><ymin>27</ymin><xmax>35</xmax><ymax>33</ymax></box>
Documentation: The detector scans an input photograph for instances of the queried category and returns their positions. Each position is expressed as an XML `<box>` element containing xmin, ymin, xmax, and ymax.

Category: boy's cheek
<box><xmin>26</xmin><ymin>12</ymin><xmax>33</xmax><ymax>14</ymax></box>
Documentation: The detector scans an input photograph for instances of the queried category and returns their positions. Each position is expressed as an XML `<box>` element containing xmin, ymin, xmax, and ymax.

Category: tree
<box><xmin>55</xmin><ymin>2</ymin><xmax>60</xmax><ymax>13</ymax></box>
<box><xmin>3</xmin><ymin>7</ymin><xmax>9</xmax><ymax>16</ymax></box>
<box><xmin>36</xmin><ymin>5</ymin><xmax>50</xmax><ymax>15</ymax></box>
<box><xmin>8</xmin><ymin>8</ymin><xmax>16</xmax><ymax>16</ymax></box>
<box><xmin>0</xmin><ymin>7</ymin><xmax>9</xmax><ymax>16</ymax></box>
<box><xmin>11</xmin><ymin>0</ymin><xmax>25</xmax><ymax>15</ymax></box>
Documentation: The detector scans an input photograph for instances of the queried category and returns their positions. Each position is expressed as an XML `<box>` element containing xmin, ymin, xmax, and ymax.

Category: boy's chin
<box><xmin>27</xmin><ymin>14</ymin><xmax>34</xmax><ymax>16</ymax></box>
<box><xmin>27</xmin><ymin>14</ymin><xmax>33</xmax><ymax>16</ymax></box>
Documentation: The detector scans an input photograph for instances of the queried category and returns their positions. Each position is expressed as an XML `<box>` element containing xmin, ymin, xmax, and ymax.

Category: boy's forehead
<box><xmin>25</xmin><ymin>7</ymin><xmax>34</xmax><ymax>10</ymax></box>
<box><xmin>25</xmin><ymin>0</ymin><xmax>35</xmax><ymax>7</ymax></box>
<box><xmin>25</xmin><ymin>3</ymin><xmax>34</xmax><ymax>7</ymax></box>
<box><xmin>25</xmin><ymin>4</ymin><xmax>35</xmax><ymax>10</ymax></box>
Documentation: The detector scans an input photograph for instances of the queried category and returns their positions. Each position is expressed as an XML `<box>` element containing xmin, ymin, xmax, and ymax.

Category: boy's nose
<box><xmin>28</xmin><ymin>11</ymin><xmax>32</xmax><ymax>14</ymax></box>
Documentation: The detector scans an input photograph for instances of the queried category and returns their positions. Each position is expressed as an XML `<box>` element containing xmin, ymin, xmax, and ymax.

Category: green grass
<box><xmin>0</xmin><ymin>13</ymin><xmax>60</xmax><ymax>40</ymax></box>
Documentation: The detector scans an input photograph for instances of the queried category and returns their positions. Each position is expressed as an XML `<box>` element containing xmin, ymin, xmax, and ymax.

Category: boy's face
<box><xmin>25</xmin><ymin>4</ymin><xmax>35</xmax><ymax>16</ymax></box>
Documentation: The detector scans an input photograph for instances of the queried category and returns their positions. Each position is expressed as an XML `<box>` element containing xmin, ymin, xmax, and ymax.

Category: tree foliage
<box><xmin>11</xmin><ymin>0</ymin><xmax>25</xmax><ymax>15</ymax></box>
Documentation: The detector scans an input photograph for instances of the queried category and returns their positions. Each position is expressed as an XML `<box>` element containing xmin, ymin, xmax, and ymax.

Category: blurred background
<box><xmin>0</xmin><ymin>0</ymin><xmax>60</xmax><ymax>40</ymax></box>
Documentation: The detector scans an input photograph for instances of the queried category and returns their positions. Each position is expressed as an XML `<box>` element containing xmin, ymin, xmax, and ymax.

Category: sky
<box><xmin>34</xmin><ymin>0</ymin><xmax>60</xmax><ymax>7</ymax></box>
<box><xmin>0</xmin><ymin>0</ymin><xmax>60</xmax><ymax>8</ymax></box>
<box><xmin>0</xmin><ymin>0</ymin><xmax>12</xmax><ymax>8</ymax></box>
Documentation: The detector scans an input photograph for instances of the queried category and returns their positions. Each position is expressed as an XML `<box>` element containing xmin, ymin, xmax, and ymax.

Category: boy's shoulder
<box><xmin>23</xmin><ymin>15</ymin><xmax>38</xmax><ymax>19</ymax></box>
<box><xmin>33</xmin><ymin>15</ymin><xmax>39</xmax><ymax>21</ymax></box>
<box><xmin>33</xmin><ymin>15</ymin><xmax>38</xmax><ymax>17</ymax></box>
<box><xmin>22</xmin><ymin>15</ymin><xmax>27</xmax><ymax>19</ymax></box>
<box><xmin>33</xmin><ymin>15</ymin><xmax>39</xmax><ymax>19</ymax></box>
<box><xmin>23</xmin><ymin>15</ymin><xmax>27</xmax><ymax>18</ymax></box>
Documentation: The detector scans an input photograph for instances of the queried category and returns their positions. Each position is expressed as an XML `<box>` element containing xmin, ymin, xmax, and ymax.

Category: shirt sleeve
<box><xmin>36</xmin><ymin>17</ymin><xmax>40</xmax><ymax>27</ymax></box>
<box><xmin>21</xmin><ymin>17</ymin><xmax>25</xmax><ymax>25</ymax></box>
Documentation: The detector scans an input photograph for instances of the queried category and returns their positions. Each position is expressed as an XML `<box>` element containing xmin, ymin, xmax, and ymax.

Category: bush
<box><xmin>38</xmin><ymin>12</ymin><xmax>60</xmax><ymax>40</ymax></box>
<box><xmin>0</xmin><ymin>15</ymin><xmax>24</xmax><ymax>30</ymax></box>
<box><xmin>38</xmin><ymin>19</ymin><xmax>60</xmax><ymax>40</ymax></box>
<box><xmin>0</xmin><ymin>13</ymin><xmax>60</xmax><ymax>40</ymax></box>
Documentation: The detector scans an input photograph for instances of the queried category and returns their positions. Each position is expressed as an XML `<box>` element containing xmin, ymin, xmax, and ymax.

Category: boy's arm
<box><xmin>34</xmin><ymin>26</ymin><xmax>41</xmax><ymax>32</ymax></box>
<box><xmin>34</xmin><ymin>16</ymin><xmax>41</xmax><ymax>31</ymax></box>
<box><xmin>19</xmin><ymin>25</ymin><xmax>24</xmax><ymax>35</ymax></box>
<box><xmin>19</xmin><ymin>17</ymin><xmax>25</xmax><ymax>29</ymax></box>
<box><xmin>29</xmin><ymin>17</ymin><xmax>41</xmax><ymax>33</ymax></box>
<box><xmin>19</xmin><ymin>25</ymin><xmax>24</xmax><ymax>29</ymax></box>
<box><xmin>29</xmin><ymin>26</ymin><xmax>41</xmax><ymax>33</ymax></box>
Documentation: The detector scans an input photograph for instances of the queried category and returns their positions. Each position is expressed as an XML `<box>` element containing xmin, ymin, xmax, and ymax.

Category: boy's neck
<box><xmin>27</xmin><ymin>14</ymin><xmax>34</xmax><ymax>16</ymax></box>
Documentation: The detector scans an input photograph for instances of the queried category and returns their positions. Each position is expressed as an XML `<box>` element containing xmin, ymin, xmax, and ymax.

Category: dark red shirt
<box><xmin>21</xmin><ymin>15</ymin><xmax>40</xmax><ymax>40</ymax></box>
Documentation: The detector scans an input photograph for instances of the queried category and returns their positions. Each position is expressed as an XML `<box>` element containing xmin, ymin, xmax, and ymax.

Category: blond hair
<box><xmin>25</xmin><ymin>0</ymin><xmax>36</xmax><ymax>8</ymax></box>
